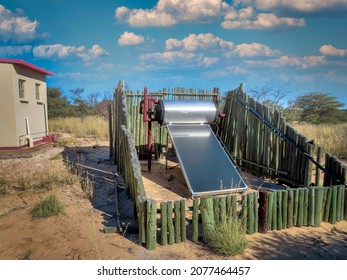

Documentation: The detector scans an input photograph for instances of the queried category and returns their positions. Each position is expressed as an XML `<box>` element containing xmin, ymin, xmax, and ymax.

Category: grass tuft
<box><xmin>31</xmin><ymin>193</ymin><xmax>64</xmax><ymax>218</ymax></box>
<box><xmin>205</xmin><ymin>217</ymin><xmax>248</xmax><ymax>256</ymax></box>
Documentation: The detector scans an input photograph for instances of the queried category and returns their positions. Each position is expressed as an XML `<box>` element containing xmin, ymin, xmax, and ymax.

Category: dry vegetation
<box><xmin>49</xmin><ymin>116</ymin><xmax>109</xmax><ymax>140</ymax></box>
<box><xmin>293</xmin><ymin>123</ymin><xmax>347</xmax><ymax>158</ymax></box>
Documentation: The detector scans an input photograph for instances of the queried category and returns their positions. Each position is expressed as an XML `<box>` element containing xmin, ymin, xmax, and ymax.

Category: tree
<box><xmin>248</xmin><ymin>83</ymin><xmax>290</xmax><ymax>110</ymax></box>
<box><xmin>70</xmin><ymin>88</ymin><xmax>91</xmax><ymax>116</ymax></box>
<box><xmin>289</xmin><ymin>92</ymin><xmax>345</xmax><ymax>124</ymax></box>
<box><xmin>47</xmin><ymin>88</ymin><xmax>74</xmax><ymax>119</ymax></box>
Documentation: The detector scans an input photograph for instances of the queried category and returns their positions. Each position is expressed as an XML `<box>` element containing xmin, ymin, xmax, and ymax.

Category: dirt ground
<box><xmin>1</xmin><ymin>141</ymin><xmax>347</xmax><ymax>260</ymax></box>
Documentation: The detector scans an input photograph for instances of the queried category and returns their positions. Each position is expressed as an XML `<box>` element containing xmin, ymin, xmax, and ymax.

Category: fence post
<box><xmin>287</xmin><ymin>189</ymin><xmax>294</xmax><ymax>228</ymax></box>
<box><xmin>167</xmin><ymin>201</ymin><xmax>175</xmax><ymax>245</ymax></box>
<box><xmin>174</xmin><ymin>201</ymin><xmax>181</xmax><ymax>243</ymax></box>
<box><xmin>259</xmin><ymin>191</ymin><xmax>268</xmax><ymax>233</ymax></box>
<box><xmin>282</xmin><ymin>190</ymin><xmax>288</xmax><ymax>228</ymax></box>
<box><xmin>192</xmin><ymin>198</ymin><xmax>199</xmax><ymax>242</ymax></box>
<box><xmin>160</xmin><ymin>202</ymin><xmax>168</xmax><ymax>246</ymax></box>
<box><xmin>146</xmin><ymin>199</ymin><xmax>157</xmax><ymax>250</ymax></box>
<box><xmin>180</xmin><ymin>200</ymin><xmax>186</xmax><ymax>242</ymax></box>
<box><xmin>247</xmin><ymin>193</ymin><xmax>255</xmax><ymax>234</ymax></box>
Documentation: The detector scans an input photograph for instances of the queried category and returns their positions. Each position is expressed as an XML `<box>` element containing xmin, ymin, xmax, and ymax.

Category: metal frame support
<box><xmin>139</xmin><ymin>87</ymin><xmax>157</xmax><ymax>172</ymax></box>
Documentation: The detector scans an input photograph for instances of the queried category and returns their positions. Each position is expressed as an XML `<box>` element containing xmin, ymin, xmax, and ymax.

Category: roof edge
<box><xmin>0</xmin><ymin>58</ymin><xmax>54</xmax><ymax>76</ymax></box>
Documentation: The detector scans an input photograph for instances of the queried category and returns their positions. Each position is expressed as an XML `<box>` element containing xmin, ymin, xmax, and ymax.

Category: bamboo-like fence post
<box><xmin>192</xmin><ymin>198</ymin><xmax>199</xmax><ymax>242</ymax></box>
<box><xmin>160</xmin><ymin>202</ymin><xmax>168</xmax><ymax>246</ymax></box>
<box><xmin>259</xmin><ymin>191</ymin><xmax>268</xmax><ymax>233</ymax></box>
<box><xmin>272</xmin><ymin>191</ymin><xmax>277</xmax><ymax>230</ymax></box>
<box><xmin>180</xmin><ymin>200</ymin><xmax>186</xmax><ymax>242</ymax></box>
<box><xmin>200</xmin><ymin>197</ymin><xmax>215</xmax><ymax>242</ymax></box>
<box><xmin>167</xmin><ymin>201</ymin><xmax>174</xmax><ymax>245</ymax></box>
<box><xmin>323</xmin><ymin>187</ymin><xmax>332</xmax><ymax>222</ymax></box>
<box><xmin>174</xmin><ymin>201</ymin><xmax>181</xmax><ymax>243</ymax></box>
<box><xmin>297</xmin><ymin>188</ymin><xmax>305</xmax><ymax>227</ymax></box>
<box><xmin>315</xmin><ymin>187</ymin><xmax>324</xmax><ymax>226</ymax></box>
<box><xmin>247</xmin><ymin>193</ymin><xmax>255</xmax><ymax>234</ymax></box>
<box><xmin>330</xmin><ymin>186</ymin><xmax>337</xmax><ymax>224</ymax></box>
<box><xmin>282</xmin><ymin>190</ymin><xmax>288</xmax><ymax>228</ymax></box>
<box><xmin>287</xmin><ymin>189</ymin><xmax>294</xmax><ymax>228</ymax></box>
<box><xmin>309</xmin><ymin>187</ymin><xmax>315</xmax><ymax>226</ymax></box>
<box><xmin>146</xmin><ymin>199</ymin><xmax>157</xmax><ymax>250</ymax></box>
<box><xmin>267</xmin><ymin>192</ymin><xmax>274</xmax><ymax>230</ymax></box>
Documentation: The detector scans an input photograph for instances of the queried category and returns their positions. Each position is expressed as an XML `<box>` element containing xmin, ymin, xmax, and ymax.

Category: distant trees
<box><xmin>47</xmin><ymin>87</ymin><xmax>112</xmax><ymax>119</ymax></box>
<box><xmin>286</xmin><ymin>92</ymin><xmax>346</xmax><ymax>124</ymax></box>
<box><xmin>248</xmin><ymin>83</ymin><xmax>290</xmax><ymax>110</ymax></box>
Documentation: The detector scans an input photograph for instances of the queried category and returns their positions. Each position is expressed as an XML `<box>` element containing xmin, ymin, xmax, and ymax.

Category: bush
<box><xmin>206</xmin><ymin>217</ymin><xmax>248</xmax><ymax>256</ymax></box>
<box><xmin>31</xmin><ymin>193</ymin><xmax>64</xmax><ymax>218</ymax></box>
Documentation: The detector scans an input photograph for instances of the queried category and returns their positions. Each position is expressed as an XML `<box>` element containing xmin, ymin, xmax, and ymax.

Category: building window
<box><xmin>35</xmin><ymin>83</ymin><xmax>41</xmax><ymax>102</ymax></box>
<box><xmin>19</xmin><ymin>79</ymin><xmax>26</xmax><ymax>100</ymax></box>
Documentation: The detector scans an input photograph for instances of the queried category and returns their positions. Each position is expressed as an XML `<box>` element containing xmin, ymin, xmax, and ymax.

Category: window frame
<box><xmin>18</xmin><ymin>79</ymin><xmax>26</xmax><ymax>101</ymax></box>
<box><xmin>35</xmin><ymin>83</ymin><xmax>42</xmax><ymax>103</ymax></box>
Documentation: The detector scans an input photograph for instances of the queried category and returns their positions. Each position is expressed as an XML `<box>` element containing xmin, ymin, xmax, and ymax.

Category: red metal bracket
<box><xmin>139</xmin><ymin>87</ymin><xmax>157</xmax><ymax>172</ymax></box>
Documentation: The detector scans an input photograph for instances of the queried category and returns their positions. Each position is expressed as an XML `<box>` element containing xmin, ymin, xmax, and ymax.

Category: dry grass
<box><xmin>0</xmin><ymin>157</ymin><xmax>79</xmax><ymax>196</ymax></box>
<box><xmin>293</xmin><ymin>123</ymin><xmax>347</xmax><ymax>158</ymax></box>
<box><xmin>49</xmin><ymin>116</ymin><xmax>109</xmax><ymax>140</ymax></box>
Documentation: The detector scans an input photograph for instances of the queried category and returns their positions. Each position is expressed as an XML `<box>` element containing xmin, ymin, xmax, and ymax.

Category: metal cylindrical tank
<box><xmin>155</xmin><ymin>100</ymin><xmax>218</xmax><ymax>125</ymax></box>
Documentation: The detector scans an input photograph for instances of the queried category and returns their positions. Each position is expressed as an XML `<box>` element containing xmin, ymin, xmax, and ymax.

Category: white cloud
<box><xmin>0</xmin><ymin>45</ymin><xmax>32</xmax><ymax>56</ymax></box>
<box><xmin>319</xmin><ymin>45</ymin><xmax>347</xmax><ymax>57</ymax></box>
<box><xmin>33</xmin><ymin>44</ymin><xmax>107</xmax><ymax>62</ymax></box>
<box><xmin>222</xmin><ymin>7</ymin><xmax>305</xmax><ymax>30</ymax></box>
<box><xmin>234</xmin><ymin>0</ymin><xmax>347</xmax><ymax>14</ymax></box>
<box><xmin>166</xmin><ymin>33</ymin><xmax>233</xmax><ymax>51</ymax></box>
<box><xmin>118</xmin><ymin>31</ymin><xmax>144</xmax><ymax>46</ymax></box>
<box><xmin>115</xmin><ymin>0</ymin><xmax>229</xmax><ymax>27</ymax></box>
<box><xmin>227</xmin><ymin>43</ymin><xmax>281</xmax><ymax>57</ymax></box>
<box><xmin>0</xmin><ymin>5</ymin><xmax>41</xmax><ymax>42</ymax></box>
<box><xmin>201</xmin><ymin>57</ymin><xmax>219</xmax><ymax>66</ymax></box>
<box><xmin>246</xmin><ymin>55</ymin><xmax>326</xmax><ymax>69</ymax></box>
<box><xmin>140</xmin><ymin>51</ymin><xmax>200</xmax><ymax>64</ymax></box>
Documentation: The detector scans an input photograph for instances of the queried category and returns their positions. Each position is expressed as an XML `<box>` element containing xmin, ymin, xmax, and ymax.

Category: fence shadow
<box><xmin>62</xmin><ymin>145</ymin><xmax>134</xmax><ymax>230</ymax></box>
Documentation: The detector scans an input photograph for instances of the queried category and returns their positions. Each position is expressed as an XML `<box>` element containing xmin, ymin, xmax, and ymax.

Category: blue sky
<box><xmin>1</xmin><ymin>0</ymin><xmax>347</xmax><ymax>106</ymax></box>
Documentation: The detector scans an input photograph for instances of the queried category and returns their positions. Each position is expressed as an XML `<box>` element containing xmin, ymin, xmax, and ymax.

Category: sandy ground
<box><xmin>0</xmin><ymin>142</ymin><xmax>347</xmax><ymax>260</ymax></box>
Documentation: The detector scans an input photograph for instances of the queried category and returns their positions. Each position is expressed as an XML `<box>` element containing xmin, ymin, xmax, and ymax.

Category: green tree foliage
<box><xmin>289</xmin><ymin>92</ymin><xmax>345</xmax><ymax>124</ymax></box>
<box><xmin>47</xmin><ymin>88</ymin><xmax>74</xmax><ymax>119</ymax></box>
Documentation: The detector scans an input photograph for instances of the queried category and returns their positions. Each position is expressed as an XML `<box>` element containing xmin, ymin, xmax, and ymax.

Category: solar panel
<box><xmin>167</xmin><ymin>124</ymin><xmax>247</xmax><ymax>197</ymax></box>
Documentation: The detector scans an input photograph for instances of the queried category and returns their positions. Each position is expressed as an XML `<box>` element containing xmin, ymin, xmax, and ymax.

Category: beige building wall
<box><xmin>0</xmin><ymin>64</ymin><xmax>17</xmax><ymax>147</ymax></box>
<box><xmin>12</xmin><ymin>64</ymin><xmax>48</xmax><ymax>146</ymax></box>
<box><xmin>0</xmin><ymin>63</ymin><xmax>49</xmax><ymax>148</ymax></box>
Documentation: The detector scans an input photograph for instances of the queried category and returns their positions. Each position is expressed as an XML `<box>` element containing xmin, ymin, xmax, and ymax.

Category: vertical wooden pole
<box><xmin>309</xmin><ymin>187</ymin><xmax>315</xmax><ymax>226</ymax></box>
<box><xmin>267</xmin><ymin>192</ymin><xmax>274</xmax><ymax>230</ymax></box>
<box><xmin>213</xmin><ymin>197</ymin><xmax>220</xmax><ymax>225</ymax></box>
<box><xmin>297</xmin><ymin>188</ymin><xmax>305</xmax><ymax>227</ymax></box>
<box><xmin>146</xmin><ymin>199</ymin><xmax>157</xmax><ymax>250</ymax></box>
<box><xmin>323</xmin><ymin>187</ymin><xmax>332</xmax><ymax>222</ymax></box>
<box><xmin>247</xmin><ymin>193</ymin><xmax>255</xmax><ymax>234</ymax></box>
<box><xmin>315</xmin><ymin>146</ymin><xmax>322</xmax><ymax>186</ymax></box>
<box><xmin>231</xmin><ymin>195</ymin><xmax>237</xmax><ymax>220</ymax></box>
<box><xmin>287</xmin><ymin>189</ymin><xmax>294</xmax><ymax>228</ymax></box>
<box><xmin>330</xmin><ymin>186</ymin><xmax>337</xmax><ymax>224</ymax></box>
<box><xmin>303</xmin><ymin>188</ymin><xmax>309</xmax><ymax>226</ymax></box>
<box><xmin>259</xmin><ymin>191</ymin><xmax>268</xmax><ymax>233</ymax></box>
<box><xmin>160</xmin><ymin>202</ymin><xmax>168</xmax><ymax>246</ymax></box>
<box><xmin>344</xmin><ymin>187</ymin><xmax>347</xmax><ymax>221</ymax></box>
<box><xmin>220</xmin><ymin>197</ymin><xmax>227</xmax><ymax>224</ymax></box>
<box><xmin>174</xmin><ymin>200</ymin><xmax>181</xmax><ymax>243</ymax></box>
<box><xmin>192</xmin><ymin>198</ymin><xmax>199</xmax><ymax>242</ymax></box>
<box><xmin>315</xmin><ymin>187</ymin><xmax>324</xmax><ymax>226</ymax></box>
<box><xmin>200</xmin><ymin>197</ymin><xmax>215</xmax><ymax>242</ymax></box>
<box><xmin>254</xmin><ymin>192</ymin><xmax>259</xmax><ymax>233</ymax></box>
<box><xmin>167</xmin><ymin>201</ymin><xmax>175</xmax><ymax>245</ymax></box>
<box><xmin>282</xmin><ymin>190</ymin><xmax>288</xmax><ymax>229</ymax></box>
<box><xmin>272</xmin><ymin>191</ymin><xmax>277</xmax><ymax>230</ymax></box>
<box><xmin>242</xmin><ymin>195</ymin><xmax>248</xmax><ymax>229</ymax></box>
<box><xmin>337</xmin><ymin>185</ymin><xmax>344</xmax><ymax>222</ymax></box>
<box><xmin>277</xmin><ymin>190</ymin><xmax>283</xmax><ymax>230</ymax></box>
<box><xmin>180</xmin><ymin>200</ymin><xmax>186</xmax><ymax>242</ymax></box>
<box><xmin>139</xmin><ymin>200</ymin><xmax>146</xmax><ymax>245</ymax></box>
<box><xmin>293</xmin><ymin>189</ymin><xmax>299</xmax><ymax>226</ymax></box>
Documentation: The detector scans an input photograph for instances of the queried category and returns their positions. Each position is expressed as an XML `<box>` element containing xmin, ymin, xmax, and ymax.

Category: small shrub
<box><xmin>206</xmin><ymin>217</ymin><xmax>248</xmax><ymax>256</ymax></box>
<box><xmin>31</xmin><ymin>193</ymin><xmax>64</xmax><ymax>218</ymax></box>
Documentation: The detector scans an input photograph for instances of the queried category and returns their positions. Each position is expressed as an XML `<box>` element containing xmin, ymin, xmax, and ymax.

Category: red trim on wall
<box><xmin>0</xmin><ymin>58</ymin><xmax>53</xmax><ymax>76</ymax></box>
<box><xmin>0</xmin><ymin>135</ymin><xmax>56</xmax><ymax>151</ymax></box>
